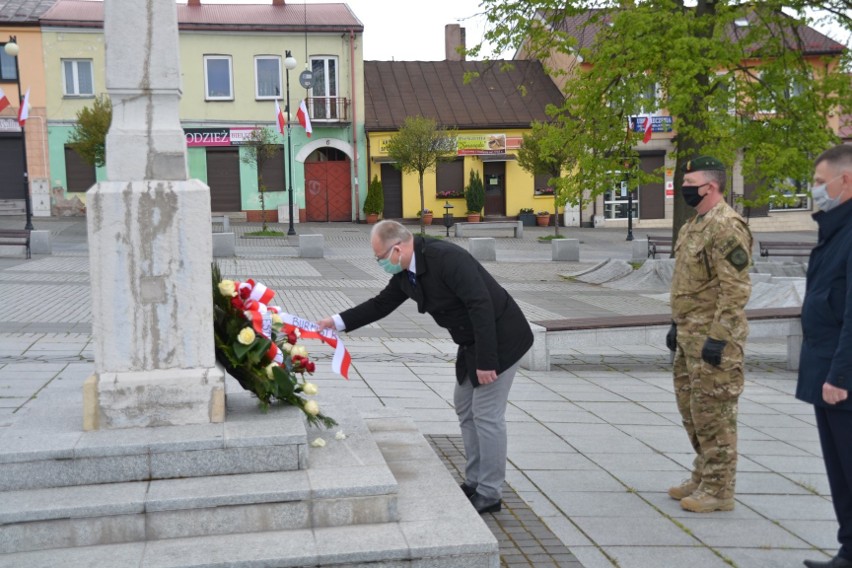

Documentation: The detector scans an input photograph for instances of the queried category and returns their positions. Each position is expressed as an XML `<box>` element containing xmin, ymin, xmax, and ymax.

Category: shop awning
<box><xmin>479</xmin><ymin>154</ymin><xmax>517</xmax><ymax>162</ymax></box>
<box><xmin>372</xmin><ymin>157</ymin><xmax>397</xmax><ymax>163</ymax></box>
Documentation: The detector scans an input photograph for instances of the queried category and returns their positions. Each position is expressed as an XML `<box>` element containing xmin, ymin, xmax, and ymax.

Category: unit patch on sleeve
<box><xmin>726</xmin><ymin>245</ymin><xmax>749</xmax><ymax>271</ymax></box>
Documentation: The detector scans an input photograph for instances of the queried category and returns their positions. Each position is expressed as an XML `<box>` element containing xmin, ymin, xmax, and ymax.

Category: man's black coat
<box><xmin>340</xmin><ymin>236</ymin><xmax>533</xmax><ymax>386</ymax></box>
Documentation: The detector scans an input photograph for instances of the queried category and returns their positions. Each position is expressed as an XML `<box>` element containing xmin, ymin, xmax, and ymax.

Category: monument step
<box><xmin>0</xmin><ymin>386</ymin><xmax>313</xmax><ymax>491</ymax></box>
<box><xmin>0</xmin><ymin>410</ymin><xmax>498</xmax><ymax>568</ymax></box>
<box><xmin>0</xmin><ymin>467</ymin><xmax>398</xmax><ymax>554</ymax></box>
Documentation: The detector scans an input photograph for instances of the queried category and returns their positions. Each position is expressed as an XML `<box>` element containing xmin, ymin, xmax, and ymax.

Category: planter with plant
<box><xmin>536</xmin><ymin>210</ymin><xmax>551</xmax><ymax>227</ymax></box>
<box><xmin>417</xmin><ymin>209</ymin><xmax>433</xmax><ymax>225</ymax></box>
<box><xmin>465</xmin><ymin>170</ymin><xmax>485</xmax><ymax>222</ymax></box>
<box><xmin>364</xmin><ymin>175</ymin><xmax>384</xmax><ymax>224</ymax></box>
<box><xmin>518</xmin><ymin>207</ymin><xmax>536</xmax><ymax>227</ymax></box>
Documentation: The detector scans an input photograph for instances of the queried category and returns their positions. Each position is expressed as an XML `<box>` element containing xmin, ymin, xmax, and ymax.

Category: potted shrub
<box><xmin>518</xmin><ymin>207</ymin><xmax>536</xmax><ymax>227</ymax></box>
<box><xmin>465</xmin><ymin>170</ymin><xmax>485</xmax><ymax>222</ymax></box>
<box><xmin>364</xmin><ymin>175</ymin><xmax>384</xmax><ymax>224</ymax></box>
<box><xmin>417</xmin><ymin>209</ymin><xmax>433</xmax><ymax>226</ymax></box>
<box><xmin>536</xmin><ymin>210</ymin><xmax>551</xmax><ymax>227</ymax></box>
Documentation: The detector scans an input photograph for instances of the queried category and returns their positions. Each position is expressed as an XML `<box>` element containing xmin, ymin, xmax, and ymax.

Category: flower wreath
<box><xmin>212</xmin><ymin>263</ymin><xmax>337</xmax><ymax>428</ymax></box>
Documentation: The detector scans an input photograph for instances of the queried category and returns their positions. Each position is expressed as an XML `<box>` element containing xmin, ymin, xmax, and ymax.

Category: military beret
<box><xmin>683</xmin><ymin>156</ymin><xmax>725</xmax><ymax>173</ymax></box>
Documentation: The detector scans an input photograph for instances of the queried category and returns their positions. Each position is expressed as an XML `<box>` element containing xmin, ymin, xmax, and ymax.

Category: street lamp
<box><xmin>623</xmin><ymin>159</ymin><xmax>634</xmax><ymax>241</ymax></box>
<box><xmin>5</xmin><ymin>36</ymin><xmax>33</xmax><ymax>231</ymax></box>
<box><xmin>284</xmin><ymin>50</ymin><xmax>297</xmax><ymax>236</ymax></box>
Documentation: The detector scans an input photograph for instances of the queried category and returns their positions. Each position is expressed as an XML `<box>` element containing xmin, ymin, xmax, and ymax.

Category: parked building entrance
<box><xmin>0</xmin><ymin>135</ymin><xmax>24</xmax><ymax>200</ymax></box>
<box><xmin>206</xmin><ymin>148</ymin><xmax>241</xmax><ymax>212</ymax></box>
<box><xmin>380</xmin><ymin>163</ymin><xmax>402</xmax><ymax>219</ymax></box>
<box><xmin>483</xmin><ymin>161</ymin><xmax>506</xmax><ymax>216</ymax></box>
<box><xmin>304</xmin><ymin>148</ymin><xmax>352</xmax><ymax>222</ymax></box>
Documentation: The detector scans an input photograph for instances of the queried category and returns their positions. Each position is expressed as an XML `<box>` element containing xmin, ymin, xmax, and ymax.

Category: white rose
<box><xmin>264</xmin><ymin>363</ymin><xmax>276</xmax><ymax>380</ymax></box>
<box><xmin>281</xmin><ymin>343</ymin><xmax>292</xmax><ymax>353</ymax></box>
<box><xmin>310</xmin><ymin>437</ymin><xmax>326</xmax><ymax>448</ymax></box>
<box><xmin>304</xmin><ymin>400</ymin><xmax>320</xmax><ymax>416</ymax></box>
<box><xmin>302</xmin><ymin>382</ymin><xmax>318</xmax><ymax>395</ymax></box>
<box><xmin>218</xmin><ymin>280</ymin><xmax>237</xmax><ymax>297</ymax></box>
<box><xmin>271</xmin><ymin>313</ymin><xmax>282</xmax><ymax>325</ymax></box>
<box><xmin>237</xmin><ymin>328</ymin><xmax>256</xmax><ymax>345</ymax></box>
<box><xmin>292</xmin><ymin>345</ymin><xmax>308</xmax><ymax>358</ymax></box>
<box><xmin>335</xmin><ymin>430</ymin><xmax>347</xmax><ymax>440</ymax></box>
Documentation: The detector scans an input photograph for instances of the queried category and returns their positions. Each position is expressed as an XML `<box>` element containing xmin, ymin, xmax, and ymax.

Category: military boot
<box><xmin>667</xmin><ymin>479</ymin><xmax>699</xmax><ymax>500</ymax></box>
<box><xmin>680</xmin><ymin>490</ymin><xmax>735</xmax><ymax>513</ymax></box>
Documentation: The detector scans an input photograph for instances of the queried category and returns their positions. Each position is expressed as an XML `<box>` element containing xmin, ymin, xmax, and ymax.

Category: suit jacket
<box><xmin>797</xmin><ymin>198</ymin><xmax>852</xmax><ymax>409</ymax></box>
<box><xmin>340</xmin><ymin>236</ymin><xmax>533</xmax><ymax>386</ymax></box>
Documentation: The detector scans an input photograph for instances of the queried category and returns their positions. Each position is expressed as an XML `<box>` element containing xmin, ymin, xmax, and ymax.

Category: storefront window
<box><xmin>604</xmin><ymin>180</ymin><xmax>640</xmax><ymax>219</ymax></box>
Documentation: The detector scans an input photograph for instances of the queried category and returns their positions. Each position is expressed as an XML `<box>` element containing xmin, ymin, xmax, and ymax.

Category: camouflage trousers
<box><xmin>673</xmin><ymin>334</ymin><xmax>745</xmax><ymax>499</ymax></box>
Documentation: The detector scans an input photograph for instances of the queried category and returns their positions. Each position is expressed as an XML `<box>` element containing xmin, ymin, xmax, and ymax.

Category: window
<box><xmin>310</xmin><ymin>56</ymin><xmax>338</xmax><ymax>120</ymax></box>
<box><xmin>603</xmin><ymin>177</ymin><xmax>639</xmax><ymax>219</ymax></box>
<box><xmin>436</xmin><ymin>158</ymin><xmax>464</xmax><ymax>196</ymax></box>
<box><xmin>769</xmin><ymin>179</ymin><xmax>811</xmax><ymax>211</ymax></box>
<box><xmin>204</xmin><ymin>55</ymin><xmax>233</xmax><ymax>100</ymax></box>
<box><xmin>639</xmin><ymin>82</ymin><xmax>660</xmax><ymax>115</ymax></box>
<box><xmin>534</xmin><ymin>173</ymin><xmax>554</xmax><ymax>196</ymax></box>
<box><xmin>62</xmin><ymin>59</ymin><xmax>94</xmax><ymax>96</ymax></box>
<box><xmin>255</xmin><ymin>56</ymin><xmax>281</xmax><ymax>99</ymax></box>
<box><xmin>0</xmin><ymin>45</ymin><xmax>16</xmax><ymax>81</ymax></box>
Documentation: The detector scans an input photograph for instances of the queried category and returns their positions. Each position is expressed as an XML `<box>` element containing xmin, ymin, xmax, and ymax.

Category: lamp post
<box><xmin>284</xmin><ymin>50</ymin><xmax>297</xmax><ymax>236</ymax></box>
<box><xmin>623</xmin><ymin>159</ymin><xmax>634</xmax><ymax>241</ymax></box>
<box><xmin>5</xmin><ymin>36</ymin><xmax>33</xmax><ymax>231</ymax></box>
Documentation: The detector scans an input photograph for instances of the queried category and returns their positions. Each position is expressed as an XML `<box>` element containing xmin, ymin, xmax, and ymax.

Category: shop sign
<box><xmin>665</xmin><ymin>180</ymin><xmax>674</xmax><ymax>198</ymax></box>
<box><xmin>184</xmin><ymin>127</ymin><xmax>231</xmax><ymax>147</ymax></box>
<box><xmin>0</xmin><ymin>118</ymin><xmax>21</xmax><ymax>132</ymax></box>
<box><xmin>628</xmin><ymin>116</ymin><xmax>673</xmax><ymax>133</ymax></box>
<box><xmin>457</xmin><ymin>133</ymin><xmax>507</xmax><ymax>155</ymax></box>
<box><xmin>228</xmin><ymin>128</ymin><xmax>255</xmax><ymax>145</ymax></box>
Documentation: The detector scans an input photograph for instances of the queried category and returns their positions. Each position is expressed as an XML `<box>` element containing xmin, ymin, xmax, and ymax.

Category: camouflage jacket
<box><xmin>671</xmin><ymin>200</ymin><xmax>753</xmax><ymax>343</ymax></box>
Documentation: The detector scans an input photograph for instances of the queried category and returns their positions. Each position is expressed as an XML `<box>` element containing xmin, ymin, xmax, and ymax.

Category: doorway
<box><xmin>380</xmin><ymin>163</ymin><xmax>402</xmax><ymax>219</ymax></box>
<box><xmin>304</xmin><ymin>147</ymin><xmax>352</xmax><ymax>222</ymax></box>
<box><xmin>483</xmin><ymin>161</ymin><xmax>506</xmax><ymax>216</ymax></box>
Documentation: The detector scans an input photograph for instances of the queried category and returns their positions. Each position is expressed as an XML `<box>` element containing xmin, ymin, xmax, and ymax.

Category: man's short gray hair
<box><xmin>816</xmin><ymin>144</ymin><xmax>852</xmax><ymax>171</ymax></box>
<box><xmin>704</xmin><ymin>169</ymin><xmax>727</xmax><ymax>194</ymax></box>
<box><xmin>370</xmin><ymin>220</ymin><xmax>413</xmax><ymax>246</ymax></box>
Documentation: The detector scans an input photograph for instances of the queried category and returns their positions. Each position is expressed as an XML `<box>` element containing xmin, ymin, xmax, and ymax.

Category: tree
<box><xmin>385</xmin><ymin>116</ymin><xmax>457</xmax><ymax>234</ymax></box>
<box><xmin>240</xmin><ymin>127</ymin><xmax>281</xmax><ymax>232</ymax></box>
<box><xmin>472</xmin><ymin>1</ymin><xmax>852</xmax><ymax>239</ymax></box>
<box><xmin>68</xmin><ymin>94</ymin><xmax>112</xmax><ymax>168</ymax></box>
<box><xmin>516</xmin><ymin>120</ymin><xmax>576</xmax><ymax>236</ymax></box>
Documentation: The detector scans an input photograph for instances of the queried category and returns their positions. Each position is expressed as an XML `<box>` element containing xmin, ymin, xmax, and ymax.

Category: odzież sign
<box><xmin>184</xmin><ymin>127</ymin><xmax>230</xmax><ymax>147</ymax></box>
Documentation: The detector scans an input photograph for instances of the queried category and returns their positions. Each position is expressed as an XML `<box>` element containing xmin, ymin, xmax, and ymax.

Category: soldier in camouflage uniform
<box><xmin>666</xmin><ymin>156</ymin><xmax>753</xmax><ymax>513</ymax></box>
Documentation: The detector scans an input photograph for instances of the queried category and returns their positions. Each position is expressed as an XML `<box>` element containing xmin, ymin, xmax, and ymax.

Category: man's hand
<box><xmin>477</xmin><ymin>369</ymin><xmax>498</xmax><ymax>385</ymax></box>
<box><xmin>666</xmin><ymin>323</ymin><xmax>677</xmax><ymax>352</ymax></box>
<box><xmin>823</xmin><ymin>383</ymin><xmax>849</xmax><ymax>405</ymax></box>
<box><xmin>317</xmin><ymin>317</ymin><xmax>336</xmax><ymax>331</ymax></box>
<box><xmin>701</xmin><ymin>338</ymin><xmax>727</xmax><ymax>367</ymax></box>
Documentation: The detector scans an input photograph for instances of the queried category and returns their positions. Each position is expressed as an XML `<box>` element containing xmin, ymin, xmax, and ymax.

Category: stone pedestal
<box><xmin>85</xmin><ymin>179</ymin><xmax>223</xmax><ymax>429</ymax></box>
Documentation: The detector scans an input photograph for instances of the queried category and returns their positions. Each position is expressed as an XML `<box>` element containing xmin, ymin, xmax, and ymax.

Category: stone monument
<box><xmin>83</xmin><ymin>0</ymin><xmax>224</xmax><ymax>429</ymax></box>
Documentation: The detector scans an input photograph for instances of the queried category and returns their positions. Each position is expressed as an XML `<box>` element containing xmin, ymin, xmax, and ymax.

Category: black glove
<box><xmin>701</xmin><ymin>338</ymin><xmax>727</xmax><ymax>367</ymax></box>
<box><xmin>666</xmin><ymin>323</ymin><xmax>677</xmax><ymax>352</ymax></box>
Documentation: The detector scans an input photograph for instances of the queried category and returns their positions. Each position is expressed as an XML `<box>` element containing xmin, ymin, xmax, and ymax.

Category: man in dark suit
<box><xmin>318</xmin><ymin>220</ymin><xmax>533</xmax><ymax>514</ymax></box>
<box><xmin>799</xmin><ymin>144</ymin><xmax>852</xmax><ymax>568</ymax></box>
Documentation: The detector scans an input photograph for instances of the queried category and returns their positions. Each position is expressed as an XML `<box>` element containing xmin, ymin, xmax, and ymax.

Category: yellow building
<box><xmin>364</xmin><ymin>54</ymin><xmax>565</xmax><ymax>223</ymax></box>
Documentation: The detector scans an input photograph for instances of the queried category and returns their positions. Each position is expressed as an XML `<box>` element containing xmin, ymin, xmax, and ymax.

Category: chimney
<box><xmin>188</xmin><ymin>0</ymin><xmax>200</xmax><ymax>6</ymax></box>
<box><xmin>445</xmin><ymin>24</ymin><xmax>466</xmax><ymax>61</ymax></box>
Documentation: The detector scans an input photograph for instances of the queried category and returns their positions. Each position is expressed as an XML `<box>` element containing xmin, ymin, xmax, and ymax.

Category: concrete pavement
<box><xmin>0</xmin><ymin>215</ymin><xmax>836</xmax><ymax>568</ymax></box>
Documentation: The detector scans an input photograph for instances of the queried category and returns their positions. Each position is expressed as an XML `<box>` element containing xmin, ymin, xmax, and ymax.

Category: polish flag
<box><xmin>17</xmin><ymin>88</ymin><xmax>30</xmax><ymax>127</ymax></box>
<box><xmin>296</xmin><ymin>99</ymin><xmax>312</xmax><ymax>137</ymax></box>
<box><xmin>0</xmin><ymin>87</ymin><xmax>9</xmax><ymax>113</ymax></box>
<box><xmin>274</xmin><ymin>99</ymin><xmax>286</xmax><ymax>135</ymax></box>
<box><xmin>642</xmin><ymin>115</ymin><xmax>652</xmax><ymax>144</ymax></box>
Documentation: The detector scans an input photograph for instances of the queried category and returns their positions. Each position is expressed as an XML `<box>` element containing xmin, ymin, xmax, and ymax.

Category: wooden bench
<box><xmin>647</xmin><ymin>235</ymin><xmax>673</xmax><ymax>259</ymax></box>
<box><xmin>759</xmin><ymin>240</ymin><xmax>814</xmax><ymax>258</ymax></box>
<box><xmin>0</xmin><ymin>229</ymin><xmax>31</xmax><ymax>259</ymax></box>
<box><xmin>454</xmin><ymin>220</ymin><xmax>523</xmax><ymax>239</ymax></box>
<box><xmin>522</xmin><ymin>307</ymin><xmax>802</xmax><ymax>372</ymax></box>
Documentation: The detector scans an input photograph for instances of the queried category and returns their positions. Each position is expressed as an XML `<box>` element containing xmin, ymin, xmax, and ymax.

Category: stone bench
<box><xmin>0</xmin><ymin>229</ymin><xmax>30</xmax><ymax>259</ymax></box>
<box><xmin>469</xmin><ymin>237</ymin><xmax>496</xmax><ymax>261</ymax></box>
<box><xmin>211</xmin><ymin>215</ymin><xmax>230</xmax><ymax>233</ymax></box>
<box><xmin>646</xmin><ymin>235</ymin><xmax>673</xmax><ymax>259</ymax></box>
<box><xmin>522</xmin><ymin>307</ymin><xmax>802</xmax><ymax>372</ymax></box>
<box><xmin>299</xmin><ymin>234</ymin><xmax>324</xmax><ymax>258</ymax></box>
<box><xmin>759</xmin><ymin>240</ymin><xmax>814</xmax><ymax>258</ymax></box>
<box><xmin>454</xmin><ymin>220</ymin><xmax>523</xmax><ymax>238</ymax></box>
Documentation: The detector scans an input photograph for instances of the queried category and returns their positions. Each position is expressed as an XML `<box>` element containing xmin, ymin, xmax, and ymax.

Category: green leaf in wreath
<box><xmin>233</xmin><ymin>340</ymin><xmax>252</xmax><ymax>360</ymax></box>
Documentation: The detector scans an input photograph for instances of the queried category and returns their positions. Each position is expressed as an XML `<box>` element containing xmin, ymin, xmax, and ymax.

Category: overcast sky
<box><xmin>184</xmin><ymin>1</ymin><xmax>849</xmax><ymax>61</ymax></box>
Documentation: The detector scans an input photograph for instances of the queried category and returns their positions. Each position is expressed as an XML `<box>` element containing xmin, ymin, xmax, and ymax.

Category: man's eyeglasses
<box><xmin>376</xmin><ymin>241</ymin><xmax>401</xmax><ymax>262</ymax></box>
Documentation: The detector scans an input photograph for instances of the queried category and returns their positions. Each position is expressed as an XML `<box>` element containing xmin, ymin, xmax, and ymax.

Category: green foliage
<box><xmin>386</xmin><ymin>116</ymin><xmax>457</xmax><ymax>233</ymax></box>
<box><xmin>364</xmin><ymin>175</ymin><xmax>384</xmax><ymax>215</ymax></box>
<box><xmin>67</xmin><ymin>95</ymin><xmax>112</xmax><ymax>168</ymax></box>
<box><xmin>240</xmin><ymin>127</ymin><xmax>281</xmax><ymax>232</ymax></box>
<box><xmin>465</xmin><ymin>170</ymin><xmax>485</xmax><ymax>214</ymax></box>
<box><xmin>471</xmin><ymin>0</ymin><xmax>852</xmax><ymax>236</ymax></box>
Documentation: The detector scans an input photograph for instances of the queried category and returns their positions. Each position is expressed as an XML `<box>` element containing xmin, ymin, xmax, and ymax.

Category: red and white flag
<box><xmin>17</xmin><ymin>88</ymin><xmax>30</xmax><ymax>127</ymax></box>
<box><xmin>274</xmin><ymin>99</ymin><xmax>286</xmax><ymax>135</ymax></box>
<box><xmin>296</xmin><ymin>99</ymin><xmax>312</xmax><ymax>137</ymax></box>
<box><xmin>642</xmin><ymin>115</ymin><xmax>652</xmax><ymax>144</ymax></box>
<box><xmin>0</xmin><ymin>87</ymin><xmax>10</xmax><ymax>113</ymax></box>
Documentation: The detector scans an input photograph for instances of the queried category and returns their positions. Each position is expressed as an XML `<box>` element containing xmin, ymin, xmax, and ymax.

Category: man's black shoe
<box><xmin>460</xmin><ymin>483</ymin><xmax>477</xmax><ymax>499</ymax></box>
<box><xmin>470</xmin><ymin>493</ymin><xmax>502</xmax><ymax>514</ymax></box>
<box><xmin>804</xmin><ymin>555</ymin><xmax>852</xmax><ymax>568</ymax></box>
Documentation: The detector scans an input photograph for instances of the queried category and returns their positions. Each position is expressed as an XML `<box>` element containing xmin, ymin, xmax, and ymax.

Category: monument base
<box><xmin>83</xmin><ymin>366</ymin><xmax>225</xmax><ymax>430</ymax></box>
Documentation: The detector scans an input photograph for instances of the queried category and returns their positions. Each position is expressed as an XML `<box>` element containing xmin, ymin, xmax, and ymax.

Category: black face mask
<box><xmin>680</xmin><ymin>183</ymin><xmax>708</xmax><ymax>208</ymax></box>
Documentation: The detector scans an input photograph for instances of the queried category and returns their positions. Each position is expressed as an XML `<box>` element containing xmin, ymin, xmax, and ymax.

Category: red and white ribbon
<box><xmin>279</xmin><ymin>313</ymin><xmax>351</xmax><ymax>380</ymax></box>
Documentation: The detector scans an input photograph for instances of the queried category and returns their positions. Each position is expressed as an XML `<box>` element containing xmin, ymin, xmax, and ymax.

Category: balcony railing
<box><xmin>306</xmin><ymin>97</ymin><xmax>349</xmax><ymax>123</ymax></box>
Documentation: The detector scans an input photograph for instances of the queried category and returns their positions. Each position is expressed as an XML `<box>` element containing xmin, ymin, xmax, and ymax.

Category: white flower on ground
<box><xmin>237</xmin><ymin>327</ymin><xmax>256</xmax><ymax>345</ymax></box>
<box><xmin>302</xmin><ymin>382</ymin><xmax>318</xmax><ymax>395</ymax></box>
<box><xmin>304</xmin><ymin>400</ymin><xmax>320</xmax><ymax>416</ymax></box>
<box><xmin>335</xmin><ymin>430</ymin><xmax>347</xmax><ymax>440</ymax></box>
<box><xmin>310</xmin><ymin>437</ymin><xmax>326</xmax><ymax>448</ymax></box>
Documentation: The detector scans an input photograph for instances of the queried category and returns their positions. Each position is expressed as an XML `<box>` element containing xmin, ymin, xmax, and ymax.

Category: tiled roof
<box><xmin>364</xmin><ymin>60</ymin><xmax>564</xmax><ymax>131</ymax></box>
<box><xmin>550</xmin><ymin>8</ymin><xmax>845</xmax><ymax>56</ymax></box>
<box><xmin>40</xmin><ymin>0</ymin><xmax>363</xmax><ymax>32</ymax></box>
<box><xmin>0</xmin><ymin>0</ymin><xmax>58</xmax><ymax>23</ymax></box>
